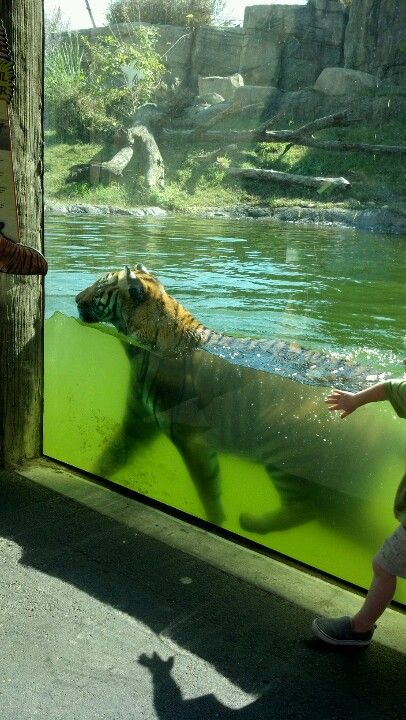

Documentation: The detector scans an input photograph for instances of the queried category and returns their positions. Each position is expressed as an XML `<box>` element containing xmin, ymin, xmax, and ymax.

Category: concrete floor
<box><xmin>0</xmin><ymin>460</ymin><xmax>405</xmax><ymax>720</ymax></box>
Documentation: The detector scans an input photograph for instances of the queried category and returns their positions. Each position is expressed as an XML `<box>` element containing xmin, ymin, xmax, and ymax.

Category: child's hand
<box><xmin>325</xmin><ymin>389</ymin><xmax>359</xmax><ymax>418</ymax></box>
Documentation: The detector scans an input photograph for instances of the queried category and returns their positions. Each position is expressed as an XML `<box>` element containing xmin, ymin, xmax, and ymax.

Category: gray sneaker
<box><xmin>312</xmin><ymin>616</ymin><xmax>375</xmax><ymax>647</ymax></box>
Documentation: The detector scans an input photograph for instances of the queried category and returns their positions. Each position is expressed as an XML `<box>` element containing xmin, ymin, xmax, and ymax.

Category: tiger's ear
<box><xmin>122</xmin><ymin>265</ymin><xmax>147</xmax><ymax>304</ymax></box>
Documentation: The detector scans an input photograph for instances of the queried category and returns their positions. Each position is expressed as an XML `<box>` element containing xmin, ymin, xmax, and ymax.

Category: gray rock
<box><xmin>241</xmin><ymin>0</ymin><xmax>347</xmax><ymax>89</ymax></box>
<box><xmin>44</xmin><ymin>201</ymin><xmax>167</xmax><ymax>218</ymax></box>
<box><xmin>198</xmin><ymin>74</ymin><xmax>244</xmax><ymax>101</ymax></box>
<box><xmin>314</xmin><ymin>67</ymin><xmax>378</xmax><ymax>95</ymax></box>
<box><xmin>178</xmin><ymin>101</ymin><xmax>234</xmax><ymax>127</ymax></box>
<box><xmin>199</xmin><ymin>92</ymin><xmax>225</xmax><ymax>105</ymax></box>
<box><xmin>87</xmin><ymin>5</ymin><xmax>405</xmax><ymax>106</ymax></box>
<box><xmin>233</xmin><ymin>85</ymin><xmax>281</xmax><ymax>108</ymax></box>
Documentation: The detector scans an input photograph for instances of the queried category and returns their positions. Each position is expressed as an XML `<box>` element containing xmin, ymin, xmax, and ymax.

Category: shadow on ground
<box><xmin>1</xmin><ymin>470</ymin><xmax>404</xmax><ymax>720</ymax></box>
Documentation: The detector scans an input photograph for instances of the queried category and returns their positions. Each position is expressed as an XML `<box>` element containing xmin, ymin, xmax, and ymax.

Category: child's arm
<box><xmin>325</xmin><ymin>382</ymin><xmax>387</xmax><ymax>419</ymax></box>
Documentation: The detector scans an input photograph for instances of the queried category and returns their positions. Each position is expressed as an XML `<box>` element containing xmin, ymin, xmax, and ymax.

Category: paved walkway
<box><xmin>1</xmin><ymin>462</ymin><xmax>405</xmax><ymax>720</ymax></box>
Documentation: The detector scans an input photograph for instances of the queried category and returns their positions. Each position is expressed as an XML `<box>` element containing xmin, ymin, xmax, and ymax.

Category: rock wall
<box><xmin>85</xmin><ymin>0</ymin><xmax>405</xmax><ymax>91</ymax></box>
<box><xmin>344</xmin><ymin>0</ymin><xmax>406</xmax><ymax>83</ymax></box>
<box><xmin>240</xmin><ymin>0</ymin><xmax>347</xmax><ymax>90</ymax></box>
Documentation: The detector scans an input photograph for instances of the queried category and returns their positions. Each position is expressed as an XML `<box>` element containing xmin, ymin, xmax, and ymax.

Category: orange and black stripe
<box><xmin>0</xmin><ymin>223</ymin><xmax>47</xmax><ymax>275</ymax></box>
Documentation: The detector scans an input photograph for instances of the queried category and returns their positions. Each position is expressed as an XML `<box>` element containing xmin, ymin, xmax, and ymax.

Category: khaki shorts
<box><xmin>374</xmin><ymin>525</ymin><xmax>406</xmax><ymax>579</ymax></box>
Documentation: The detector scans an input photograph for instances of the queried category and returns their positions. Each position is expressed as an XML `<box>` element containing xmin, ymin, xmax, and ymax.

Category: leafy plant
<box><xmin>106</xmin><ymin>0</ymin><xmax>225</xmax><ymax>27</ymax></box>
<box><xmin>81</xmin><ymin>28</ymin><xmax>165</xmax><ymax>121</ymax></box>
<box><xmin>44</xmin><ymin>24</ymin><xmax>165</xmax><ymax>142</ymax></box>
<box><xmin>44</xmin><ymin>31</ymin><xmax>85</xmax><ymax>129</ymax></box>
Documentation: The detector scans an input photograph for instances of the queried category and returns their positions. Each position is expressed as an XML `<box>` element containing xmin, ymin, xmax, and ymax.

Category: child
<box><xmin>312</xmin><ymin>379</ymin><xmax>406</xmax><ymax>646</ymax></box>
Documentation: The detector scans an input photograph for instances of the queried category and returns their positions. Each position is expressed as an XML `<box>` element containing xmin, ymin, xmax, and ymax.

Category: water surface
<box><xmin>45</xmin><ymin>214</ymin><xmax>406</xmax><ymax>375</ymax></box>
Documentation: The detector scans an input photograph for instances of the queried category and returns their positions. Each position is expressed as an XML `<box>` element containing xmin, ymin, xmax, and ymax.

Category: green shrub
<box><xmin>44</xmin><ymin>32</ymin><xmax>84</xmax><ymax>130</ymax></box>
<box><xmin>54</xmin><ymin>92</ymin><xmax>118</xmax><ymax>143</ymax></box>
<box><xmin>81</xmin><ymin>28</ymin><xmax>164</xmax><ymax>118</ymax></box>
<box><xmin>106</xmin><ymin>0</ymin><xmax>225</xmax><ymax>27</ymax></box>
<box><xmin>45</xmin><ymin>26</ymin><xmax>165</xmax><ymax>142</ymax></box>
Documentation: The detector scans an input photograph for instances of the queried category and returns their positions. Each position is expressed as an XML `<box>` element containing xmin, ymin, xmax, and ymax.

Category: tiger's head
<box><xmin>75</xmin><ymin>264</ymin><xmax>205</xmax><ymax>355</ymax></box>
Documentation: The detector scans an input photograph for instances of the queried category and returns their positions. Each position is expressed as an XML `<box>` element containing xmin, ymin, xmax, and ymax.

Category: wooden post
<box><xmin>0</xmin><ymin>0</ymin><xmax>44</xmax><ymax>466</ymax></box>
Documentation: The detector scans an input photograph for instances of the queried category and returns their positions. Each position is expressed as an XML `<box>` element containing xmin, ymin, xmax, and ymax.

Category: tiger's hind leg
<box><xmin>170</xmin><ymin>427</ymin><xmax>225</xmax><ymax>527</ymax></box>
<box><xmin>240</xmin><ymin>464</ymin><xmax>316</xmax><ymax>533</ymax></box>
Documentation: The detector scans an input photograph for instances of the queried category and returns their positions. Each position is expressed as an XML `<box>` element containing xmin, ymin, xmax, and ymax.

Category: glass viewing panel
<box><xmin>43</xmin><ymin>1</ymin><xmax>406</xmax><ymax>605</ymax></box>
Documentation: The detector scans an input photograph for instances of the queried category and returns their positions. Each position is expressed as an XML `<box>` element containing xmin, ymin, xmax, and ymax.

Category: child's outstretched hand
<box><xmin>325</xmin><ymin>389</ymin><xmax>359</xmax><ymax>418</ymax></box>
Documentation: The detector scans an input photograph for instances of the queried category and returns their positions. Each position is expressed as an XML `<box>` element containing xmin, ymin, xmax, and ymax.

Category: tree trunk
<box><xmin>87</xmin><ymin>125</ymin><xmax>165</xmax><ymax>189</ymax></box>
<box><xmin>0</xmin><ymin>0</ymin><xmax>44</xmax><ymax>466</ymax></box>
<box><xmin>128</xmin><ymin>125</ymin><xmax>164</xmax><ymax>188</ymax></box>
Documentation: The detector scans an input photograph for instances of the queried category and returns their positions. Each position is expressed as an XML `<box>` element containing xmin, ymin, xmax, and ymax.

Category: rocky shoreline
<box><xmin>44</xmin><ymin>200</ymin><xmax>406</xmax><ymax>235</ymax></box>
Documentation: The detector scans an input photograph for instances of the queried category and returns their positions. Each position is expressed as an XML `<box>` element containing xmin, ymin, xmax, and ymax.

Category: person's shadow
<box><xmin>139</xmin><ymin>651</ymin><xmax>270</xmax><ymax>719</ymax></box>
<box><xmin>138</xmin><ymin>646</ymin><xmax>401</xmax><ymax>720</ymax></box>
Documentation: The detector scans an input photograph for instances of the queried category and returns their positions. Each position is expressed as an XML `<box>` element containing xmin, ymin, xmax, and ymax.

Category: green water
<box><xmin>44</xmin><ymin>214</ymin><xmax>406</xmax><ymax>603</ymax></box>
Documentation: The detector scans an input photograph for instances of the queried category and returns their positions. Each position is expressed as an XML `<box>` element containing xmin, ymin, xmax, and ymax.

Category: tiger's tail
<box><xmin>0</xmin><ymin>223</ymin><xmax>47</xmax><ymax>275</ymax></box>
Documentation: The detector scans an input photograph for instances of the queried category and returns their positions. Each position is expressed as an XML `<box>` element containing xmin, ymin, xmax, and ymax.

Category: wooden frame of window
<box><xmin>0</xmin><ymin>0</ymin><xmax>44</xmax><ymax>466</ymax></box>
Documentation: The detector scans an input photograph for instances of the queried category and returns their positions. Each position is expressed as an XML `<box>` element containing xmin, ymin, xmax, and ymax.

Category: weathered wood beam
<box><xmin>0</xmin><ymin>0</ymin><xmax>44</xmax><ymax>466</ymax></box>
<box><xmin>87</xmin><ymin>125</ymin><xmax>165</xmax><ymax>188</ymax></box>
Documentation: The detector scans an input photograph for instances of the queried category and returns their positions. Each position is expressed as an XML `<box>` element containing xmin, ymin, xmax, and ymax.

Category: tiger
<box><xmin>0</xmin><ymin>222</ymin><xmax>48</xmax><ymax>275</ymax></box>
<box><xmin>75</xmin><ymin>264</ymin><xmax>404</xmax><ymax>533</ymax></box>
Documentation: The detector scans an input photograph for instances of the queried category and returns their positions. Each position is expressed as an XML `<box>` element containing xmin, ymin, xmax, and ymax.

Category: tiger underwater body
<box><xmin>75</xmin><ymin>265</ymin><xmax>405</xmax><ymax>533</ymax></box>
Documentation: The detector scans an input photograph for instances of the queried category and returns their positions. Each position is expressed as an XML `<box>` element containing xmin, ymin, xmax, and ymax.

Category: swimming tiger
<box><xmin>75</xmin><ymin>265</ymin><xmax>404</xmax><ymax>533</ymax></box>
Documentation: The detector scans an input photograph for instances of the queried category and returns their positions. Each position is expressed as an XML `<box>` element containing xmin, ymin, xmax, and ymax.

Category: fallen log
<box><xmin>226</xmin><ymin>167</ymin><xmax>351</xmax><ymax>190</ymax></box>
<box><xmin>163</xmin><ymin>107</ymin><xmax>406</xmax><ymax>155</ymax></box>
<box><xmin>257</xmin><ymin>109</ymin><xmax>352</xmax><ymax>136</ymax></box>
<box><xmin>90</xmin><ymin>146</ymin><xmax>134</xmax><ymax>184</ymax></box>
<box><xmin>273</xmin><ymin>138</ymin><xmax>406</xmax><ymax>155</ymax></box>
<box><xmin>163</xmin><ymin>127</ymin><xmax>406</xmax><ymax>155</ymax></box>
<box><xmin>163</xmin><ymin>128</ymin><xmax>256</xmax><ymax>143</ymax></box>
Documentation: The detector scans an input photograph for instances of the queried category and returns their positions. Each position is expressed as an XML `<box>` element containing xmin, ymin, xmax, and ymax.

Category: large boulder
<box><xmin>314</xmin><ymin>67</ymin><xmax>378</xmax><ymax>95</ymax></box>
<box><xmin>233</xmin><ymin>85</ymin><xmax>281</xmax><ymax>108</ymax></box>
<box><xmin>198</xmin><ymin>74</ymin><xmax>244</xmax><ymax>101</ymax></box>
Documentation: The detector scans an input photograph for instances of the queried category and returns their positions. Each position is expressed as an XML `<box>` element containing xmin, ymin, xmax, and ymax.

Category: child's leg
<box><xmin>353</xmin><ymin>524</ymin><xmax>406</xmax><ymax>630</ymax></box>
<box><xmin>352</xmin><ymin>559</ymin><xmax>397</xmax><ymax>632</ymax></box>
<box><xmin>312</xmin><ymin>525</ymin><xmax>406</xmax><ymax>646</ymax></box>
